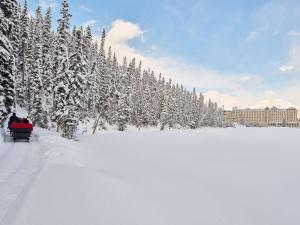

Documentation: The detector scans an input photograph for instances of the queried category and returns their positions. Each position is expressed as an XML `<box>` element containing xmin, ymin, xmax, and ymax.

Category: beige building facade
<box><xmin>224</xmin><ymin>107</ymin><xmax>299</xmax><ymax>127</ymax></box>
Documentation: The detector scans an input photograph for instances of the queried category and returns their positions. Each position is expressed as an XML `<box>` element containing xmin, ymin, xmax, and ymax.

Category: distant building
<box><xmin>224</xmin><ymin>107</ymin><xmax>299</xmax><ymax>127</ymax></box>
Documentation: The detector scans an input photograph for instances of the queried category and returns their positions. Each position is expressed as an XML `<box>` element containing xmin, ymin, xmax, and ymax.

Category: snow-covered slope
<box><xmin>0</xmin><ymin>129</ymin><xmax>45</xmax><ymax>224</ymax></box>
<box><xmin>1</xmin><ymin>128</ymin><xmax>300</xmax><ymax>225</ymax></box>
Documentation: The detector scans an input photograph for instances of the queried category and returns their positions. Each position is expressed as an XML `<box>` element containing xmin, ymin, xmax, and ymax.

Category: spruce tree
<box><xmin>67</xmin><ymin>28</ymin><xmax>87</xmax><ymax>134</ymax></box>
<box><xmin>10</xmin><ymin>2</ymin><xmax>20</xmax><ymax>107</ymax></box>
<box><xmin>86</xmin><ymin>41</ymin><xmax>98</xmax><ymax>116</ymax></box>
<box><xmin>108</xmin><ymin>52</ymin><xmax>119</xmax><ymax>125</ymax></box>
<box><xmin>17</xmin><ymin>0</ymin><xmax>29</xmax><ymax>107</ymax></box>
<box><xmin>52</xmin><ymin>0</ymin><xmax>72</xmax><ymax>135</ymax></box>
<box><xmin>25</xmin><ymin>18</ymin><xmax>35</xmax><ymax>113</ymax></box>
<box><xmin>95</xmin><ymin>28</ymin><xmax>110</xmax><ymax>129</ymax></box>
<box><xmin>131</xmin><ymin>61</ymin><xmax>142</xmax><ymax>127</ymax></box>
<box><xmin>0</xmin><ymin>0</ymin><xmax>17</xmax><ymax>124</ymax></box>
<box><xmin>41</xmin><ymin>7</ymin><xmax>54</xmax><ymax>116</ymax></box>
<box><xmin>82</xmin><ymin>25</ymin><xmax>94</xmax><ymax>117</ymax></box>
<box><xmin>30</xmin><ymin>6</ymin><xmax>45</xmax><ymax>127</ymax></box>
<box><xmin>116</xmin><ymin>57</ymin><xmax>131</xmax><ymax>131</ymax></box>
<box><xmin>188</xmin><ymin>88</ymin><xmax>199</xmax><ymax>129</ymax></box>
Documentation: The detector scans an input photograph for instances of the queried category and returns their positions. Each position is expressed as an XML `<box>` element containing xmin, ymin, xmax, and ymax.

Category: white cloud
<box><xmin>204</xmin><ymin>90</ymin><xmax>245</xmax><ymax>109</ymax></box>
<box><xmin>97</xmin><ymin>19</ymin><xmax>300</xmax><ymax>110</ymax></box>
<box><xmin>101</xmin><ymin>20</ymin><xmax>260</xmax><ymax>91</ymax></box>
<box><xmin>204</xmin><ymin>90</ymin><xmax>297</xmax><ymax>110</ymax></box>
<box><xmin>239</xmin><ymin>76</ymin><xmax>253</xmax><ymax>82</ymax></box>
<box><xmin>279</xmin><ymin>65</ymin><xmax>295</xmax><ymax>72</ymax></box>
<box><xmin>257</xmin><ymin>91</ymin><xmax>295</xmax><ymax>108</ymax></box>
<box><xmin>106</xmin><ymin>19</ymin><xmax>145</xmax><ymax>46</ymax></box>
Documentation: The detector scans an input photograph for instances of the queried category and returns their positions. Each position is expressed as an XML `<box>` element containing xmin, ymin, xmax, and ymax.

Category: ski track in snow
<box><xmin>0</xmin><ymin>144</ymin><xmax>14</xmax><ymax>164</ymax></box>
<box><xmin>0</xmin><ymin>133</ymin><xmax>45</xmax><ymax>225</ymax></box>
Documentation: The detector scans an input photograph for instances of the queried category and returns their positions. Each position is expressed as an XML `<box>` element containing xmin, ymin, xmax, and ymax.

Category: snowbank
<box><xmin>2</xmin><ymin>127</ymin><xmax>300</xmax><ymax>225</ymax></box>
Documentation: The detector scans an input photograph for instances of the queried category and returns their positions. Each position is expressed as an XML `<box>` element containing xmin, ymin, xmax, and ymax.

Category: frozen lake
<box><xmin>2</xmin><ymin>127</ymin><xmax>300</xmax><ymax>225</ymax></box>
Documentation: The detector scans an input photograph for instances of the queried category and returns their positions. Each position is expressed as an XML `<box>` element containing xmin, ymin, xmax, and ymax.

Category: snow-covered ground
<box><xmin>1</xmin><ymin>127</ymin><xmax>300</xmax><ymax>225</ymax></box>
<box><xmin>0</xmin><ymin>129</ymin><xmax>44</xmax><ymax>224</ymax></box>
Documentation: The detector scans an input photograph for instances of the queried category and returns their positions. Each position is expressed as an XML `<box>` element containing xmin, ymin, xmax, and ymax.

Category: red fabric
<box><xmin>11</xmin><ymin>122</ymin><xmax>33</xmax><ymax>129</ymax></box>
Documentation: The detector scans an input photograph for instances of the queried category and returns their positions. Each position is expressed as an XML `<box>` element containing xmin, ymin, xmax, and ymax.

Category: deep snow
<box><xmin>1</xmin><ymin>127</ymin><xmax>300</xmax><ymax>225</ymax></box>
<box><xmin>0</xmin><ymin>130</ymin><xmax>44</xmax><ymax>224</ymax></box>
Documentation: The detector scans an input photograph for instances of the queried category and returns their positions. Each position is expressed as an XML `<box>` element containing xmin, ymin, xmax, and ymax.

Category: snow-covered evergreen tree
<box><xmin>68</xmin><ymin>28</ymin><xmax>87</xmax><ymax>126</ymax></box>
<box><xmin>107</xmin><ymin>52</ymin><xmax>119</xmax><ymax>125</ymax></box>
<box><xmin>95</xmin><ymin>28</ymin><xmax>110</xmax><ymax>129</ymax></box>
<box><xmin>0</xmin><ymin>0</ymin><xmax>228</xmax><ymax>135</ymax></box>
<box><xmin>29</xmin><ymin>6</ymin><xmax>46</xmax><ymax>127</ymax></box>
<box><xmin>0</xmin><ymin>0</ymin><xmax>17</xmax><ymax>124</ymax></box>
<box><xmin>25</xmin><ymin>18</ymin><xmax>35</xmax><ymax>113</ymax></box>
<box><xmin>10</xmin><ymin>2</ymin><xmax>20</xmax><ymax>108</ymax></box>
<box><xmin>86</xmin><ymin>41</ymin><xmax>98</xmax><ymax>116</ymax></box>
<box><xmin>130</xmin><ymin>61</ymin><xmax>142</xmax><ymax>127</ymax></box>
<box><xmin>188</xmin><ymin>88</ymin><xmax>199</xmax><ymax>129</ymax></box>
<box><xmin>41</xmin><ymin>7</ymin><xmax>54</xmax><ymax>119</ymax></box>
<box><xmin>17</xmin><ymin>0</ymin><xmax>29</xmax><ymax>107</ymax></box>
<box><xmin>52</xmin><ymin>0</ymin><xmax>72</xmax><ymax>136</ymax></box>
<box><xmin>82</xmin><ymin>25</ymin><xmax>94</xmax><ymax>117</ymax></box>
<box><xmin>116</xmin><ymin>57</ymin><xmax>131</xmax><ymax>131</ymax></box>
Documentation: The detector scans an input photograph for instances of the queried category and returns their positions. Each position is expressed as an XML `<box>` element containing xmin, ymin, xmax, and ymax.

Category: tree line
<box><xmin>0</xmin><ymin>0</ymin><xmax>229</xmax><ymax>139</ymax></box>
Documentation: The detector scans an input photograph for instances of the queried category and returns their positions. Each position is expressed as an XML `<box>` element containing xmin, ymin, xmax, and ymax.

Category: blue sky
<box><xmin>26</xmin><ymin>0</ymin><xmax>300</xmax><ymax>109</ymax></box>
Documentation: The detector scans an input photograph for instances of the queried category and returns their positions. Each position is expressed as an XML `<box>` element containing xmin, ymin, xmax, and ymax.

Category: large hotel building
<box><xmin>224</xmin><ymin>107</ymin><xmax>299</xmax><ymax>127</ymax></box>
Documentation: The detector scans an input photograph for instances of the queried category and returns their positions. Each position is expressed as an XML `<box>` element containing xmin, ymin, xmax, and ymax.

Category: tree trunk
<box><xmin>92</xmin><ymin>114</ymin><xmax>101</xmax><ymax>134</ymax></box>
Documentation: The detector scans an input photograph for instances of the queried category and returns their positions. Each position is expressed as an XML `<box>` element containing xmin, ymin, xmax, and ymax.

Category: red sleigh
<box><xmin>9</xmin><ymin>121</ymin><xmax>33</xmax><ymax>142</ymax></box>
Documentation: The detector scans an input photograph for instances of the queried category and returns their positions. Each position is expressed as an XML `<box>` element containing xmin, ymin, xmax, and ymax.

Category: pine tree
<box><xmin>30</xmin><ymin>6</ymin><xmax>45</xmax><ymax>127</ymax></box>
<box><xmin>131</xmin><ymin>61</ymin><xmax>142</xmax><ymax>127</ymax></box>
<box><xmin>105</xmin><ymin>46</ymin><xmax>113</xmax><ymax>123</ymax></box>
<box><xmin>10</xmin><ymin>2</ymin><xmax>20</xmax><ymax>108</ymax></box>
<box><xmin>0</xmin><ymin>0</ymin><xmax>17</xmax><ymax>124</ymax></box>
<box><xmin>52</xmin><ymin>0</ymin><xmax>72</xmax><ymax>136</ymax></box>
<box><xmin>92</xmin><ymin>29</ymin><xmax>108</xmax><ymax>133</ymax></box>
<box><xmin>160</xmin><ymin>79</ymin><xmax>170</xmax><ymax>130</ymax></box>
<box><xmin>25</xmin><ymin>18</ymin><xmax>35</xmax><ymax>113</ymax></box>
<box><xmin>197</xmin><ymin>93</ymin><xmax>205</xmax><ymax>126</ymax></box>
<box><xmin>10</xmin><ymin>2</ymin><xmax>20</xmax><ymax>57</ymax></box>
<box><xmin>2</xmin><ymin>0</ymin><xmax>231</xmax><ymax>136</ymax></box>
<box><xmin>157</xmin><ymin>74</ymin><xmax>165</xmax><ymax>121</ymax></box>
<box><xmin>95</xmin><ymin>28</ymin><xmax>110</xmax><ymax>129</ymax></box>
<box><xmin>188</xmin><ymin>88</ymin><xmax>199</xmax><ymax>129</ymax></box>
<box><xmin>82</xmin><ymin>25</ymin><xmax>92</xmax><ymax>68</ymax></box>
<box><xmin>127</xmin><ymin>58</ymin><xmax>135</xmax><ymax>124</ymax></box>
<box><xmin>140</xmin><ymin>70</ymin><xmax>152</xmax><ymax>126</ymax></box>
<box><xmin>68</xmin><ymin>29</ymin><xmax>87</xmax><ymax>126</ymax></box>
<box><xmin>116</xmin><ymin>89</ymin><xmax>130</xmax><ymax>131</ymax></box>
<box><xmin>17</xmin><ymin>0</ymin><xmax>29</xmax><ymax>107</ymax></box>
<box><xmin>148</xmin><ymin>71</ymin><xmax>158</xmax><ymax>126</ymax></box>
<box><xmin>86</xmin><ymin>41</ymin><xmax>98</xmax><ymax>116</ymax></box>
<box><xmin>116</xmin><ymin>57</ymin><xmax>131</xmax><ymax>131</ymax></box>
<box><xmin>108</xmin><ymin>52</ymin><xmax>119</xmax><ymax>125</ymax></box>
<box><xmin>82</xmin><ymin>25</ymin><xmax>94</xmax><ymax>117</ymax></box>
<box><xmin>0</xmin><ymin>0</ymin><xmax>228</xmax><ymax>134</ymax></box>
<box><xmin>41</xmin><ymin>7</ymin><xmax>54</xmax><ymax>117</ymax></box>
